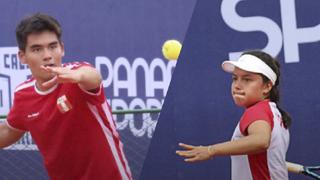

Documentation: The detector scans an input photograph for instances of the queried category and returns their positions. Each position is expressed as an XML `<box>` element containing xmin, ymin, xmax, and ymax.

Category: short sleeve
<box><xmin>239</xmin><ymin>101</ymin><xmax>274</xmax><ymax>135</ymax></box>
<box><xmin>77</xmin><ymin>83</ymin><xmax>106</xmax><ymax>105</ymax></box>
<box><xmin>64</xmin><ymin>61</ymin><xmax>106</xmax><ymax>105</ymax></box>
<box><xmin>7</xmin><ymin>98</ymin><xmax>28</xmax><ymax>132</ymax></box>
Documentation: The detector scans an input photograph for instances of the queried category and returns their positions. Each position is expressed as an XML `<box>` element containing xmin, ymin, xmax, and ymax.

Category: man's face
<box><xmin>18</xmin><ymin>30</ymin><xmax>64</xmax><ymax>83</ymax></box>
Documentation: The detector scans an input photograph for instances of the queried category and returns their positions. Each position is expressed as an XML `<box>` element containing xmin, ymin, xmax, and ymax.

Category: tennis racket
<box><xmin>287</xmin><ymin>162</ymin><xmax>320</xmax><ymax>179</ymax></box>
<box><xmin>302</xmin><ymin>166</ymin><xmax>320</xmax><ymax>179</ymax></box>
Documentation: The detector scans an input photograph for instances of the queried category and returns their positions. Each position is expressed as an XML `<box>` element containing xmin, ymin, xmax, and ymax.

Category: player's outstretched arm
<box><xmin>41</xmin><ymin>66</ymin><xmax>102</xmax><ymax>91</ymax></box>
<box><xmin>73</xmin><ymin>66</ymin><xmax>102</xmax><ymax>91</ymax></box>
<box><xmin>176</xmin><ymin>120</ymin><xmax>271</xmax><ymax>162</ymax></box>
<box><xmin>0</xmin><ymin>123</ymin><xmax>25</xmax><ymax>148</ymax></box>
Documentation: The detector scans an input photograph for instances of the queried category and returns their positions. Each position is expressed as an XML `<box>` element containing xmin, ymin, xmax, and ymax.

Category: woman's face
<box><xmin>231</xmin><ymin>67</ymin><xmax>272</xmax><ymax>108</ymax></box>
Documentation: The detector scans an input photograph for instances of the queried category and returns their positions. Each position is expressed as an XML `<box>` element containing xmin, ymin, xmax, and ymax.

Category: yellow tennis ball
<box><xmin>162</xmin><ymin>39</ymin><xmax>182</xmax><ymax>60</ymax></box>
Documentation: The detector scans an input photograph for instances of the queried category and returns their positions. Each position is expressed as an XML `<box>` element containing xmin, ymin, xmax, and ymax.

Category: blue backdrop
<box><xmin>0</xmin><ymin>0</ymin><xmax>196</xmax><ymax>179</ymax></box>
<box><xmin>140</xmin><ymin>0</ymin><xmax>320</xmax><ymax>180</ymax></box>
<box><xmin>0</xmin><ymin>0</ymin><xmax>319</xmax><ymax>180</ymax></box>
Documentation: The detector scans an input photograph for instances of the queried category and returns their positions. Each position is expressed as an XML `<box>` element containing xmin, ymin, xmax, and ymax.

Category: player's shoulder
<box><xmin>243</xmin><ymin>100</ymin><xmax>274</xmax><ymax>119</ymax></box>
<box><xmin>14</xmin><ymin>77</ymin><xmax>35</xmax><ymax>93</ymax></box>
<box><xmin>240</xmin><ymin>100</ymin><xmax>274</xmax><ymax>133</ymax></box>
<box><xmin>63</xmin><ymin>61</ymin><xmax>92</xmax><ymax>70</ymax></box>
<box><xmin>246</xmin><ymin>100</ymin><xmax>271</xmax><ymax>112</ymax></box>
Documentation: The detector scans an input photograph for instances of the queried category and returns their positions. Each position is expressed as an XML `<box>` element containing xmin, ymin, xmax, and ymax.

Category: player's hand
<box><xmin>176</xmin><ymin>143</ymin><xmax>213</xmax><ymax>162</ymax></box>
<box><xmin>41</xmin><ymin>66</ymin><xmax>82</xmax><ymax>87</ymax></box>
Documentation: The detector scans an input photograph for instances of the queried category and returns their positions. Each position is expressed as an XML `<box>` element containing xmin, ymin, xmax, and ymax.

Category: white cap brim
<box><xmin>221</xmin><ymin>54</ymin><xmax>277</xmax><ymax>85</ymax></box>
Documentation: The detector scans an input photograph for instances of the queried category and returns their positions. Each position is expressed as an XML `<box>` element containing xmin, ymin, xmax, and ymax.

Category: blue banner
<box><xmin>0</xmin><ymin>0</ymin><xmax>196</xmax><ymax>179</ymax></box>
<box><xmin>0</xmin><ymin>0</ymin><xmax>319</xmax><ymax>179</ymax></box>
<box><xmin>141</xmin><ymin>0</ymin><xmax>320</xmax><ymax>180</ymax></box>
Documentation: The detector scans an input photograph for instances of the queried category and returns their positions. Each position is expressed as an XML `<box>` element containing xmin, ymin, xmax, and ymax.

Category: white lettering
<box><xmin>220</xmin><ymin>0</ymin><xmax>282</xmax><ymax>60</ymax></box>
<box><xmin>96</xmin><ymin>56</ymin><xmax>176</xmax><ymax>98</ymax></box>
<box><xmin>113</xmin><ymin>57</ymin><xmax>137</xmax><ymax>97</ymax></box>
<box><xmin>132</xmin><ymin>57</ymin><xmax>149</xmax><ymax>96</ymax></box>
<box><xmin>147</xmin><ymin>58</ymin><xmax>171</xmax><ymax>97</ymax></box>
<box><xmin>280</xmin><ymin>0</ymin><xmax>320</xmax><ymax>63</ymax></box>
<box><xmin>221</xmin><ymin>0</ymin><xmax>320</xmax><ymax>63</ymax></box>
<box><xmin>111</xmin><ymin>98</ymin><xmax>130</xmax><ymax>130</ymax></box>
<box><xmin>110</xmin><ymin>98</ymin><xmax>161</xmax><ymax>138</ymax></box>
<box><xmin>96</xmin><ymin>56</ymin><xmax>113</xmax><ymax>87</ymax></box>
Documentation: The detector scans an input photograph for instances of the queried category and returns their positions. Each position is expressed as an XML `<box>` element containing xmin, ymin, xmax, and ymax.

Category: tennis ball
<box><xmin>162</xmin><ymin>39</ymin><xmax>182</xmax><ymax>60</ymax></box>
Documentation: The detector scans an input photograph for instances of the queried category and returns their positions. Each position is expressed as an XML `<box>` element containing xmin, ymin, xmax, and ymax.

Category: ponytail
<box><xmin>242</xmin><ymin>51</ymin><xmax>292</xmax><ymax>128</ymax></box>
<box><xmin>268</xmin><ymin>81</ymin><xmax>292</xmax><ymax>128</ymax></box>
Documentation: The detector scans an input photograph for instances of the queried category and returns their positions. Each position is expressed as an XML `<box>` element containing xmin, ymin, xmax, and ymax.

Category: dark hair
<box><xmin>242</xmin><ymin>50</ymin><xmax>292</xmax><ymax>128</ymax></box>
<box><xmin>16</xmin><ymin>13</ymin><xmax>62</xmax><ymax>51</ymax></box>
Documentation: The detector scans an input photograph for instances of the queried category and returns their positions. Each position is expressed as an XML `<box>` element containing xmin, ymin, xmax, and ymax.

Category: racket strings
<box><xmin>303</xmin><ymin>166</ymin><xmax>320</xmax><ymax>179</ymax></box>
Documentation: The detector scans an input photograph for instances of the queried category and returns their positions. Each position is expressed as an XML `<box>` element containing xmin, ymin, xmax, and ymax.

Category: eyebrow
<box><xmin>29</xmin><ymin>44</ymin><xmax>42</xmax><ymax>49</ymax></box>
<box><xmin>232</xmin><ymin>73</ymin><xmax>255</xmax><ymax>78</ymax></box>
<box><xmin>29</xmin><ymin>41</ymin><xmax>59</xmax><ymax>49</ymax></box>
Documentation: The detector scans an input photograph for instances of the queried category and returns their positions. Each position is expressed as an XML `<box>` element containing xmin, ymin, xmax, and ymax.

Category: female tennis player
<box><xmin>176</xmin><ymin>50</ymin><xmax>291</xmax><ymax>180</ymax></box>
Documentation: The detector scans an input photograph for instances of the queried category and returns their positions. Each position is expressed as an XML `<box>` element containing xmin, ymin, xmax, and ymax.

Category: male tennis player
<box><xmin>0</xmin><ymin>13</ymin><xmax>132</xmax><ymax>180</ymax></box>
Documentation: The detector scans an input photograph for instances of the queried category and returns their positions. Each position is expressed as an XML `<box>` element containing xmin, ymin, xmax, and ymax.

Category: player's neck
<box><xmin>35</xmin><ymin>80</ymin><xmax>56</xmax><ymax>92</ymax></box>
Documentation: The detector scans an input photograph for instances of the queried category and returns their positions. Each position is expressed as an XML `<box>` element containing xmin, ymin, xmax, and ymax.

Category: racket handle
<box><xmin>286</xmin><ymin>162</ymin><xmax>304</xmax><ymax>174</ymax></box>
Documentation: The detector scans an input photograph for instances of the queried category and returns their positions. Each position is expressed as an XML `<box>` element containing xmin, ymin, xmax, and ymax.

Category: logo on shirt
<box><xmin>57</xmin><ymin>95</ymin><xmax>72</xmax><ymax>113</ymax></box>
<box><xmin>27</xmin><ymin>112</ymin><xmax>40</xmax><ymax>119</ymax></box>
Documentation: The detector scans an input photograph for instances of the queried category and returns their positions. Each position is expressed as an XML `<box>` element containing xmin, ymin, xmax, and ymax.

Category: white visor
<box><xmin>221</xmin><ymin>54</ymin><xmax>277</xmax><ymax>85</ymax></box>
